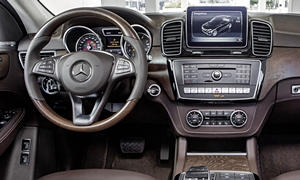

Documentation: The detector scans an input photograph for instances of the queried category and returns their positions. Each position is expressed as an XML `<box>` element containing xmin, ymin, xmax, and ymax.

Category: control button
<box><xmin>211</xmin><ymin>70</ymin><xmax>222</xmax><ymax>81</ymax></box>
<box><xmin>203</xmin><ymin>121</ymin><xmax>210</xmax><ymax>125</ymax></box>
<box><xmin>224</xmin><ymin>121</ymin><xmax>231</xmax><ymax>125</ymax></box>
<box><xmin>147</xmin><ymin>84</ymin><xmax>161</xmax><ymax>97</ymax></box>
<box><xmin>224</xmin><ymin>111</ymin><xmax>232</xmax><ymax>117</ymax></box>
<box><xmin>243</xmin><ymin>88</ymin><xmax>250</xmax><ymax>94</ymax></box>
<box><xmin>20</xmin><ymin>152</ymin><xmax>30</xmax><ymax>165</ymax></box>
<box><xmin>202</xmin><ymin>73</ymin><xmax>210</xmax><ymax>78</ymax></box>
<box><xmin>115</xmin><ymin>59</ymin><xmax>131</xmax><ymax>74</ymax></box>
<box><xmin>230</xmin><ymin>110</ymin><xmax>248</xmax><ymax>128</ymax></box>
<box><xmin>223</xmin><ymin>73</ymin><xmax>232</xmax><ymax>78</ymax></box>
<box><xmin>229</xmin><ymin>88</ymin><xmax>236</xmax><ymax>94</ymax></box>
<box><xmin>217</xmin><ymin>111</ymin><xmax>224</xmax><ymax>116</ymax></box>
<box><xmin>191</xmin><ymin>87</ymin><xmax>197</xmax><ymax>94</ymax></box>
<box><xmin>197</xmin><ymin>88</ymin><xmax>205</xmax><ymax>94</ymax></box>
<box><xmin>213</xmin><ymin>87</ymin><xmax>221</xmax><ymax>94</ymax></box>
<box><xmin>221</xmin><ymin>88</ymin><xmax>229</xmax><ymax>93</ymax></box>
<box><xmin>21</xmin><ymin>139</ymin><xmax>31</xmax><ymax>151</ymax></box>
<box><xmin>220</xmin><ymin>172</ymin><xmax>235</xmax><ymax>180</ymax></box>
<box><xmin>236</xmin><ymin>88</ymin><xmax>243</xmax><ymax>94</ymax></box>
<box><xmin>186</xmin><ymin>110</ymin><xmax>203</xmax><ymax>128</ymax></box>
<box><xmin>184</xmin><ymin>87</ymin><xmax>191</xmax><ymax>94</ymax></box>
<box><xmin>210</xmin><ymin>111</ymin><xmax>217</xmax><ymax>116</ymax></box>
<box><xmin>202</xmin><ymin>111</ymin><xmax>210</xmax><ymax>116</ymax></box>
<box><xmin>235</xmin><ymin>173</ymin><xmax>250</xmax><ymax>180</ymax></box>
<box><xmin>205</xmin><ymin>88</ymin><xmax>212</xmax><ymax>94</ymax></box>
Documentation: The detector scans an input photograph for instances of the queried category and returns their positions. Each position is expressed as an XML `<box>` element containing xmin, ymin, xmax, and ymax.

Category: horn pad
<box><xmin>58</xmin><ymin>51</ymin><xmax>114</xmax><ymax>96</ymax></box>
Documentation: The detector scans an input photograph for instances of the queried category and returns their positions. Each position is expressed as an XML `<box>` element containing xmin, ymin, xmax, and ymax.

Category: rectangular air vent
<box><xmin>251</xmin><ymin>20</ymin><xmax>273</xmax><ymax>57</ymax></box>
<box><xmin>161</xmin><ymin>20</ymin><xmax>183</xmax><ymax>56</ymax></box>
<box><xmin>18</xmin><ymin>51</ymin><xmax>56</xmax><ymax>68</ymax></box>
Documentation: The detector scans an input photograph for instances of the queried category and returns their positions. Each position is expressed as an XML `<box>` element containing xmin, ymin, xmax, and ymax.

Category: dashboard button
<box><xmin>197</xmin><ymin>88</ymin><xmax>205</xmax><ymax>93</ymax></box>
<box><xmin>191</xmin><ymin>88</ymin><xmax>197</xmax><ymax>94</ymax></box>
<box><xmin>236</xmin><ymin>88</ymin><xmax>243</xmax><ymax>93</ymax></box>
<box><xmin>221</xmin><ymin>88</ymin><xmax>229</xmax><ymax>93</ymax></box>
<box><xmin>205</xmin><ymin>88</ymin><xmax>212</xmax><ymax>93</ymax></box>
<box><xmin>184</xmin><ymin>88</ymin><xmax>191</xmax><ymax>94</ymax></box>
<box><xmin>211</xmin><ymin>70</ymin><xmax>222</xmax><ymax>81</ymax></box>
<box><xmin>213</xmin><ymin>87</ymin><xmax>221</xmax><ymax>93</ymax></box>
<box><xmin>229</xmin><ymin>88</ymin><xmax>236</xmax><ymax>93</ymax></box>
<box><xmin>243</xmin><ymin>88</ymin><xmax>250</xmax><ymax>94</ymax></box>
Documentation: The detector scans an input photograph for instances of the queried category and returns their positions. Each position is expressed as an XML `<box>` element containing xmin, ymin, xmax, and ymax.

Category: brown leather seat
<box><xmin>38</xmin><ymin>169</ymin><xmax>156</xmax><ymax>180</ymax></box>
<box><xmin>272</xmin><ymin>170</ymin><xmax>300</xmax><ymax>180</ymax></box>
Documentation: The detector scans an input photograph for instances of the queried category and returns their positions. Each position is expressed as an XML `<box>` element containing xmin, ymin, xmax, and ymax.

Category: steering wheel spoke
<box><xmin>69</xmin><ymin>82</ymin><xmax>113</xmax><ymax>126</ymax></box>
<box><xmin>32</xmin><ymin>56</ymin><xmax>60</xmax><ymax>80</ymax></box>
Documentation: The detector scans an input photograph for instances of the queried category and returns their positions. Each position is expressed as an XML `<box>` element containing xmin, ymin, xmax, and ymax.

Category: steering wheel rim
<box><xmin>24</xmin><ymin>8</ymin><xmax>148</xmax><ymax>132</ymax></box>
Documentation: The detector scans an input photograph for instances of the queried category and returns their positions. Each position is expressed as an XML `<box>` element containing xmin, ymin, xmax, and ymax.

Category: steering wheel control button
<box><xmin>37</xmin><ymin>59</ymin><xmax>55</xmax><ymax>74</ymax></box>
<box><xmin>147</xmin><ymin>84</ymin><xmax>161</xmax><ymax>97</ymax></box>
<box><xmin>71</xmin><ymin>61</ymin><xmax>92</xmax><ymax>82</ymax></box>
<box><xmin>186</xmin><ymin>110</ymin><xmax>203</xmax><ymax>128</ymax></box>
<box><xmin>115</xmin><ymin>59</ymin><xmax>131</xmax><ymax>74</ymax></box>
<box><xmin>41</xmin><ymin>77</ymin><xmax>60</xmax><ymax>95</ymax></box>
<box><xmin>230</xmin><ymin>110</ymin><xmax>248</xmax><ymax>128</ymax></box>
<box><xmin>211</xmin><ymin>70</ymin><xmax>222</xmax><ymax>81</ymax></box>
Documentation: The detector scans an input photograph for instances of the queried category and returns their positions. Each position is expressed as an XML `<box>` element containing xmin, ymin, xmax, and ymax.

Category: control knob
<box><xmin>211</xmin><ymin>70</ymin><xmax>222</xmax><ymax>81</ymax></box>
<box><xmin>186</xmin><ymin>110</ymin><xmax>203</xmax><ymax>128</ymax></box>
<box><xmin>230</xmin><ymin>110</ymin><xmax>248</xmax><ymax>128</ymax></box>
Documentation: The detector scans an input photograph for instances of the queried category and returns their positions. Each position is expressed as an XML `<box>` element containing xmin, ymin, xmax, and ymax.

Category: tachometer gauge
<box><xmin>76</xmin><ymin>33</ymin><xmax>103</xmax><ymax>52</ymax></box>
<box><xmin>124</xmin><ymin>32</ymin><xmax>151</xmax><ymax>58</ymax></box>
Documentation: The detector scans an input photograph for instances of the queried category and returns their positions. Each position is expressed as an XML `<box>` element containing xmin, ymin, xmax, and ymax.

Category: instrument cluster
<box><xmin>63</xmin><ymin>24</ymin><xmax>152</xmax><ymax>59</ymax></box>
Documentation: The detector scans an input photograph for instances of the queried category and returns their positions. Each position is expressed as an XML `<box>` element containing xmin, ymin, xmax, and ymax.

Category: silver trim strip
<box><xmin>170</xmin><ymin>59</ymin><xmax>263</xmax><ymax>101</ymax></box>
<box><xmin>251</xmin><ymin>19</ymin><xmax>273</xmax><ymax>57</ymax></box>
<box><xmin>187</xmin><ymin>152</ymin><xmax>247</xmax><ymax>156</ymax></box>
<box><xmin>161</xmin><ymin>19</ymin><xmax>183</xmax><ymax>56</ymax></box>
<box><xmin>18</xmin><ymin>50</ymin><xmax>56</xmax><ymax>69</ymax></box>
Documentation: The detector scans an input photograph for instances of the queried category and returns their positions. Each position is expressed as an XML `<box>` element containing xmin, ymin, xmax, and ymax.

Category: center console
<box><xmin>175</xmin><ymin>166</ymin><xmax>259</xmax><ymax>180</ymax></box>
<box><xmin>157</xmin><ymin>5</ymin><xmax>273</xmax><ymax>137</ymax></box>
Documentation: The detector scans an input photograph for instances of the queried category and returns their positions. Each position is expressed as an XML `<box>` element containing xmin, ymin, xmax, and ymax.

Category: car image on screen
<box><xmin>201</xmin><ymin>15</ymin><xmax>233</xmax><ymax>37</ymax></box>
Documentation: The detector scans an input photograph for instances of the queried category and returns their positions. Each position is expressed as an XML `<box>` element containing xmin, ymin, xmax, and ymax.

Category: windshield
<box><xmin>39</xmin><ymin>0</ymin><xmax>293</xmax><ymax>15</ymax></box>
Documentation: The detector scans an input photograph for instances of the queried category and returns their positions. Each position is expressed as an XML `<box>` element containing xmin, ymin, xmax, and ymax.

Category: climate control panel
<box><xmin>186</xmin><ymin>109</ymin><xmax>248</xmax><ymax>128</ymax></box>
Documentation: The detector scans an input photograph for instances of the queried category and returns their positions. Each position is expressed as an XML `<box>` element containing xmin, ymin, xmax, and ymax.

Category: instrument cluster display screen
<box><xmin>186</xmin><ymin>6</ymin><xmax>247</xmax><ymax>48</ymax></box>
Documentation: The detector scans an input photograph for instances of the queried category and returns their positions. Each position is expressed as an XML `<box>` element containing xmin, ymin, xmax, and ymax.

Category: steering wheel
<box><xmin>24</xmin><ymin>8</ymin><xmax>147</xmax><ymax>132</ymax></box>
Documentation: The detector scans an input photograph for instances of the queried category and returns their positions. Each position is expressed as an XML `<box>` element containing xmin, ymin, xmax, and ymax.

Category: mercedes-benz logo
<box><xmin>71</xmin><ymin>61</ymin><xmax>92</xmax><ymax>82</ymax></box>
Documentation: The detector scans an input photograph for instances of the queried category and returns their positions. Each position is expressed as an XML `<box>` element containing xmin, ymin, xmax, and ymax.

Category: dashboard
<box><xmin>14</xmin><ymin>6</ymin><xmax>300</xmax><ymax>138</ymax></box>
<box><xmin>63</xmin><ymin>24</ymin><xmax>152</xmax><ymax>59</ymax></box>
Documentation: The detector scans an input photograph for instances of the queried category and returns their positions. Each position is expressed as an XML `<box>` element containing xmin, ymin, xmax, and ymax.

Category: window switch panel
<box><xmin>21</xmin><ymin>139</ymin><xmax>31</xmax><ymax>151</ymax></box>
<box><xmin>20</xmin><ymin>152</ymin><xmax>30</xmax><ymax>165</ymax></box>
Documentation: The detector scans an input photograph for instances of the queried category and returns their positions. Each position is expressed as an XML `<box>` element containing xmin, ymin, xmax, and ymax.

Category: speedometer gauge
<box><xmin>76</xmin><ymin>33</ymin><xmax>103</xmax><ymax>52</ymax></box>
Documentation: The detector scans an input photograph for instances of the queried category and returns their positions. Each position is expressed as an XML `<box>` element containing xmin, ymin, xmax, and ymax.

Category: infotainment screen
<box><xmin>186</xmin><ymin>6</ymin><xmax>248</xmax><ymax>48</ymax></box>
